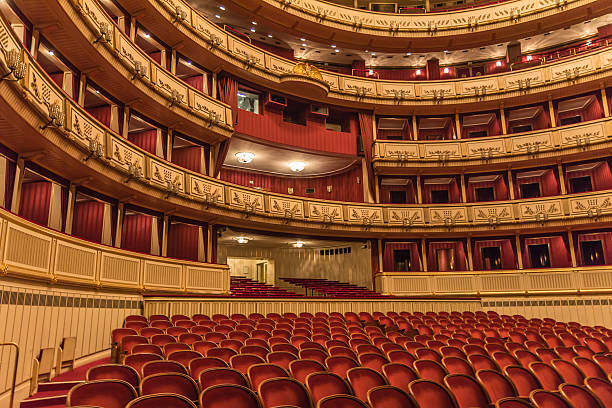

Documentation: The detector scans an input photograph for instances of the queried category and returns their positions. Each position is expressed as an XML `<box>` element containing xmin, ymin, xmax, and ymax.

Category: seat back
<box><xmin>551</xmin><ymin>359</ymin><xmax>585</xmax><ymax>385</ymax></box>
<box><xmin>443</xmin><ymin>357</ymin><xmax>474</xmax><ymax>376</ymax></box>
<box><xmin>230</xmin><ymin>353</ymin><xmax>266</xmax><ymax>374</ymax></box>
<box><xmin>207</xmin><ymin>347</ymin><xmax>237</xmax><ymax>363</ymax></box>
<box><xmin>573</xmin><ymin>357</ymin><xmax>607</xmax><ymax>379</ymax></box>
<box><xmin>585</xmin><ymin>377</ymin><xmax>612</xmax><ymax>407</ymax></box>
<box><xmin>504</xmin><ymin>365</ymin><xmax>542</xmax><ymax>398</ymax></box>
<box><xmin>495</xmin><ymin>397</ymin><xmax>535</xmax><ymax>408</ymax></box>
<box><xmin>346</xmin><ymin>367</ymin><xmax>387</xmax><ymax>402</ymax></box>
<box><xmin>200</xmin><ymin>384</ymin><xmax>261</xmax><ymax>408</ymax></box>
<box><xmin>530</xmin><ymin>390</ymin><xmax>572</xmax><ymax>408</ymax></box>
<box><xmin>529</xmin><ymin>362</ymin><xmax>563</xmax><ymax>391</ymax></box>
<box><xmin>167</xmin><ymin>350</ymin><xmax>202</xmax><ymax>367</ymax></box>
<box><xmin>325</xmin><ymin>356</ymin><xmax>358</xmax><ymax>378</ymax></box>
<box><xmin>266</xmin><ymin>351</ymin><xmax>297</xmax><ymax>370</ymax></box>
<box><xmin>189</xmin><ymin>357</ymin><xmax>228</xmax><ymax>379</ymax></box>
<box><xmin>258</xmin><ymin>377</ymin><xmax>312</xmax><ymax>408</ymax></box>
<box><xmin>247</xmin><ymin>363</ymin><xmax>289</xmax><ymax>390</ymax></box>
<box><xmin>414</xmin><ymin>359</ymin><xmax>448</xmax><ymax>383</ymax></box>
<box><xmin>381</xmin><ymin>363</ymin><xmax>418</xmax><ymax>393</ymax></box>
<box><xmin>87</xmin><ymin>364</ymin><xmax>139</xmax><ymax>388</ymax></box>
<box><xmin>140</xmin><ymin>373</ymin><xmax>199</xmax><ymax>401</ymax></box>
<box><xmin>559</xmin><ymin>383</ymin><xmax>605</xmax><ymax>408</ymax></box>
<box><xmin>305</xmin><ymin>371</ymin><xmax>350</xmax><ymax>405</ymax></box>
<box><xmin>476</xmin><ymin>369</ymin><xmax>517</xmax><ymax>403</ymax></box>
<box><xmin>288</xmin><ymin>359</ymin><xmax>326</xmax><ymax>383</ymax></box>
<box><xmin>367</xmin><ymin>385</ymin><xmax>417</xmax><ymax>408</ymax></box>
<box><xmin>126</xmin><ymin>394</ymin><xmax>196</xmax><ymax>408</ymax></box>
<box><xmin>67</xmin><ymin>379</ymin><xmax>137</xmax><ymax>408</ymax></box>
<box><xmin>409</xmin><ymin>379</ymin><xmax>458</xmax><ymax>408</ymax></box>
<box><xmin>358</xmin><ymin>353</ymin><xmax>388</xmax><ymax>373</ymax></box>
<box><xmin>199</xmin><ymin>367</ymin><xmax>248</xmax><ymax>389</ymax></box>
<box><xmin>124</xmin><ymin>353</ymin><xmax>162</xmax><ymax>373</ymax></box>
<box><xmin>141</xmin><ymin>360</ymin><xmax>188</xmax><ymax>377</ymax></box>
<box><xmin>317</xmin><ymin>395</ymin><xmax>369</xmax><ymax>408</ymax></box>
<box><xmin>444</xmin><ymin>373</ymin><xmax>491</xmax><ymax>408</ymax></box>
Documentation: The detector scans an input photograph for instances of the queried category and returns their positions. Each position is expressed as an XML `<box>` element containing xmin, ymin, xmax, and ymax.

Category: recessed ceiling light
<box><xmin>48</xmin><ymin>50</ymin><xmax>54</xmax><ymax>55</ymax></box>
<box><xmin>331</xmin><ymin>44</ymin><xmax>336</xmax><ymax>48</ymax></box>
<box><xmin>235</xmin><ymin>152</ymin><xmax>255</xmax><ymax>163</ymax></box>
<box><xmin>251</xmin><ymin>21</ymin><xmax>257</xmax><ymax>25</ymax></box>
<box><xmin>406</xmin><ymin>52</ymin><xmax>411</xmax><ymax>56</ymax></box>
<box><xmin>371</xmin><ymin>52</ymin><xmax>376</xmax><ymax>56</ymax></box>
<box><xmin>302</xmin><ymin>43</ymin><xmax>307</xmax><ymax>47</ymax></box>
<box><xmin>219</xmin><ymin>5</ymin><xmax>225</xmax><ymax>10</ymax></box>
<box><xmin>186</xmin><ymin>61</ymin><xmax>192</xmax><ymax>65</ymax></box>
<box><xmin>235</xmin><ymin>236</ymin><xmax>249</xmax><ymax>244</ymax></box>
<box><xmin>294</xmin><ymin>241</ymin><xmax>305</xmax><ymax>248</ymax></box>
<box><xmin>144</xmin><ymin>33</ymin><xmax>150</xmax><ymax>38</ymax></box>
<box><xmin>335</xmin><ymin>49</ymin><xmax>340</xmax><ymax>52</ymax></box>
<box><xmin>267</xmin><ymin>34</ymin><xmax>273</xmax><ymax>38</ymax></box>
<box><xmin>416</xmin><ymin>69</ymin><xmax>421</xmax><ymax>75</ymax></box>
<box><xmin>495</xmin><ymin>60</ymin><xmax>502</xmax><ymax>67</ymax></box>
<box><xmin>300</xmin><ymin>38</ymin><xmax>306</xmax><ymax>41</ymax></box>
<box><xmin>443</xmin><ymin>67</ymin><xmax>449</xmax><ymax>73</ymax></box>
<box><xmin>250</xmin><ymin>28</ymin><xmax>256</xmax><ymax>32</ymax></box>
<box><xmin>215</xmin><ymin>14</ymin><xmax>220</xmax><ymax>18</ymax></box>
<box><xmin>289</xmin><ymin>161</ymin><xmax>306</xmax><ymax>172</ymax></box>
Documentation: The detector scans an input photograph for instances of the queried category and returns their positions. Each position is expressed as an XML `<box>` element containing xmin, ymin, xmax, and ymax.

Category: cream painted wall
<box><xmin>219</xmin><ymin>243</ymin><xmax>372</xmax><ymax>289</ymax></box>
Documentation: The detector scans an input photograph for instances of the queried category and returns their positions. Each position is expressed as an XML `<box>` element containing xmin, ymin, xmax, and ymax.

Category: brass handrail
<box><xmin>0</xmin><ymin>342</ymin><xmax>19</xmax><ymax>408</ymax></box>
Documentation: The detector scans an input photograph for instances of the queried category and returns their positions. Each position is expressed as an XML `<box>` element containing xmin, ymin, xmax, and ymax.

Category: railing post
<box><xmin>0</xmin><ymin>342</ymin><xmax>20</xmax><ymax>408</ymax></box>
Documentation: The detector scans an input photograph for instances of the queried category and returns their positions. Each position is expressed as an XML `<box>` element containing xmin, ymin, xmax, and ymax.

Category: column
<box><xmin>601</xmin><ymin>86</ymin><xmax>610</xmax><ymax>117</ymax></box>
<box><xmin>500</xmin><ymin>106</ymin><xmax>507</xmax><ymax>135</ymax></box>
<box><xmin>10</xmin><ymin>158</ymin><xmax>25</xmax><ymax>213</ymax></box>
<box><xmin>466</xmin><ymin>237</ymin><xmax>473</xmax><ymax>271</ymax></box>
<box><xmin>166</xmin><ymin>129</ymin><xmax>174</xmax><ymax>162</ymax></box>
<box><xmin>515</xmin><ymin>234</ymin><xmax>523</xmax><ymax>269</ymax></box>
<box><xmin>460</xmin><ymin>174</ymin><xmax>467</xmax><ymax>203</ymax></box>
<box><xmin>206</xmin><ymin>224</ymin><xmax>214</xmax><ymax>263</ymax></box>
<box><xmin>557</xmin><ymin>163</ymin><xmax>567</xmax><ymax>195</ymax></box>
<box><xmin>377</xmin><ymin>240</ymin><xmax>383</xmax><ymax>273</ymax></box>
<box><xmin>122</xmin><ymin>106</ymin><xmax>131</xmax><ymax>138</ymax></box>
<box><xmin>78</xmin><ymin>74</ymin><xmax>87</xmax><ymax>106</ymax></box>
<box><xmin>212</xmin><ymin>72</ymin><xmax>218</xmax><ymax>99</ymax></box>
<box><xmin>110</xmin><ymin>105</ymin><xmax>120</xmax><ymax>133</ymax></box>
<box><xmin>161</xmin><ymin>215</ymin><xmax>169</xmax><ymax>257</ymax></box>
<box><xmin>547</xmin><ymin>97</ymin><xmax>557</xmax><ymax>128</ymax></box>
<box><xmin>567</xmin><ymin>231</ymin><xmax>577</xmax><ymax>267</ymax></box>
<box><xmin>416</xmin><ymin>175</ymin><xmax>422</xmax><ymax>204</ymax></box>
<box><xmin>170</xmin><ymin>49</ymin><xmax>177</xmax><ymax>75</ymax></box>
<box><xmin>507</xmin><ymin>169</ymin><xmax>516</xmax><ymax>200</ymax></box>
<box><xmin>412</xmin><ymin>115</ymin><xmax>418</xmax><ymax>140</ymax></box>
<box><xmin>454</xmin><ymin>112</ymin><xmax>462</xmax><ymax>139</ymax></box>
<box><xmin>421</xmin><ymin>240</ymin><xmax>428</xmax><ymax>272</ymax></box>
<box><xmin>64</xmin><ymin>184</ymin><xmax>77</xmax><ymax>234</ymax></box>
<box><xmin>114</xmin><ymin>203</ymin><xmax>124</xmax><ymax>248</ymax></box>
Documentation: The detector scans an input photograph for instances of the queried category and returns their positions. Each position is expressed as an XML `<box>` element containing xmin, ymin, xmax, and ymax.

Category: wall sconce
<box><xmin>94</xmin><ymin>22</ymin><xmax>112</xmax><ymax>44</ymax></box>
<box><xmin>1</xmin><ymin>49</ymin><xmax>26</xmax><ymax>82</ymax></box>
<box><xmin>131</xmin><ymin>61</ymin><xmax>147</xmax><ymax>80</ymax></box>
<box><xmin>327</xmin><ymin>185</ymin><xmax>332</xmax><ymax>193</ymax></box>
<box><xmin>288</xmin><ymin>187</ymin><xmax>294</xmax><ymax>194</ymax></box>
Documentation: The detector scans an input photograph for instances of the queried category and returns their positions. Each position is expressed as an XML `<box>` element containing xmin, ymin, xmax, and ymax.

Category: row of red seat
<box><xmin>230</xmin><ymin>277</ymin><xmax>304</xmax><ymax>298</ymax></box>
<box><xmin>279</xmin><ymin>278</ymin><xmax>389</xmax><ymax>298</ymax></box>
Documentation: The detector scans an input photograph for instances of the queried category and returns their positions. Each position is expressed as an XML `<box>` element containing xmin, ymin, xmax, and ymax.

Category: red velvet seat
<box><xmin>199</xmin><ymin>367</ymin><xmax>249</xmax><ymax>389</ymax></box>
<box><xmin>200</xmin><ymin>384</ymin><xmax>261</xmax><ymax>408</ymax></box>
<box><xmin>189</xmin><ymin>357</ymin><xmax>228</xmax><ymax>379</ymax></box>
<box><xmin>414</xmin><ymin>359</ymin><xmax>448</xmax><ymax>383</ymax></box>
<box><xmin>248</xmin><ymin>363</ymin><xmax>289</xmax><ymax>390</ymax></box>
<box><xmin>178</xmin><ymin>333</ymin><xmax>202</xmax><ymax>345</ymax></box>
<box><xmin>126</xmin><ymin>394</ymin><xmax>196</xmax><ymax>408</ymax></box>
<box><xmin>87</xmin><ymin>364</ymin><xmax>139</xmax><ymax>388</ymax></box>
<box><xmin>305</xmin><ymin>371</ymin><xmax>351</xmax><ymax>405</ymax></box>
<box><xmin>120</xmin><ymin>335</ymin><xmax>148</xmax><ymax>355</ymax></box>
<box><xmin>476</xmin><ymin>369</ymin><xmax>518</xmax><ymax>403</ymax></box>
<box><xmin>131</xmin><ymin>344</ymin><xmax>163</xmax><ymax>356</ymax></box>
<box><xmin>164</xmin><ymin>342</ymin><xmax>191</xmax><ymax>357</ymax></box>
<box><xmin>240</xmin><ymin>345</ymin><xmax>270</xmax><ymax>359</ymax></box>
<box><xmin>150</xmin><ymin>334</ymin><xmax>174</xmax><ymax>347</ymax></box>
<box><xmin>528</xmin><ymin>362</ymin><xmax>564</xmax><ymax>391</ymax></box>
<box><xmin>586</xmin><ymin>377</ymin><xmax>612</xmax><ymax>407</ymax></box>
<box><xmin>149</xmin><ymin>314</ymin><xmax>170</xmax><ymax>322</ymax></box>
<box><xmin>550</xmin><ymin>359</ymin><xmax>585</xmax><ymax>385</ymax></box>
<box><xmin>230</xmin><ymin>353</ymin><xmax>266</xmax><ymax>375</ymax></box>
<box><xmin>409</xmin><ymin>379</ymin><xmax>459</xmax><ymax>408</ymax></box>
<box><xmin>299</xmin><ymin>348</ymin><xmax>327</xmax><ymax>364</ymax></box>
<box><xmin>272</xmin><ymin>343</ymin><xmax>299</xmax><ymax>355</ymax></box>
<box><xmin>387</xmin><ymin>350</ymin><xmax>416</xmax><ymax>366</ymax></box>
<box><xmin>495</xmin><ymin>397</ymin><xmax>534</xmax><ymax>408</ymax></box>
<box><xmin>167</xmin><ymin>350</ymin><xmax>202</xmax><ymax>367</ymax></box>
<box><xmin>124</xmin><ymin>353</ymin><xmax>162</xmax><ymax>373</ymax></box>
<box><xmin>150</xmin><ymin>320</ymin><xmax>173</xmax><ymax>330</ymax></box>
<box><xmin>445</xmin><ymin>373</ymin><xmax>492</xmax><ymax>408</ymax></box>
<box><xmin>317</xmin><ymin>395</ymin><xmax>369</xmax><ymax>408</ymax></box>
<box><xmin>381</xmin><ymin>362</ymin><xmax>417</xmax><ymax>393</ymax></box>
<box><xmin>288</xmin><ymin>359</ymin><xmax>326</xmax><ymax>382</ymax></box>
<box><xmin>267</xmin><ymin>351</ymin><xmax>298</xmax><ymax>370</ymax></box>
<box><xmin>504</xmin><ymin>366</ymin><xmax>543</xmax><ymax>398</ymax></box>
<box><xmin>325</xmin><ymin>355</ymin><xmax>358</xmax><ymax>378</ymax></box>
<box><xmin>244</xmin><ymin>338</ymin><xmax>270</xmax><ymax>349</ymax></box>
<box><xmin>574</xmin><ymin>357</ymin><xmax>607</xmax><ymax>379</ymax></box>
<box><xmin>141</xmin><ymin>360</ymin><xmax>188</xmax><ymax>377</ymax></box>
<box><xmin>367</xmin><ymin>385</ymin><xmax>417</xmax><ymax>408</ymax></box>
<box><xmin>443</xmin><ymin>356</ymin><xmax>475</xmax><ymax>376</ymax></box>
<box><xmin>167</xmin><ymin>327</ymin><xmax>189</xmax><ymax>337</ymax></box>
<box><xmin>140</xmin><ymin>373</ymin><xmax>199</xmax><ymax>402</ymax></box>
<box><xmin>205</xmin><ymin>332</ymin><xmax>228</xmax><ymax>344</ymax></box>
<box><xmin>258</xmin><ymin>377</ymin><xmax>312</xmax><ymax>408</ymax></box>
<box><xmin>126</xmin><ymin>321</ymin><xmax>148</xmax><ymax>331</ymax></box>
<box><xmin>559</xmin><ymin>383</ymin><xmax>605</xmax><ymax>408</ymax></box>
<box><xmin>469</xmin><ymin>354</ymin><xmax>501</xmax><ymax>372</ymax></box>
<box><xmin>346</xmin><ymin>367</ymin><xmax>387</xmax><ymax>402</ymax></box>
<box><xmin>358</xmin><ymin>352</ymin><xmax>388</xmax><ymax>373</ymax></box>
<box><xmin>207</xmin><ymin>347</ymin><xmax>237</xmax><ymax>363</ymax></box>
<box><xmin>530</xmin><ymin>390</ymin><xmax>572</xmax><ymax>408</ymax></box>
<box><xmin>176</xmin><ymin>320</ymin><xmax>197</xmax><ymax>329</ymax></box>
<box><xmin>67</xmin><ymin>379</ymin><xmax>137</xmax><ymax>408</ymax></box>
<box><xmin>139</xmin><ymin>327</ymin><xmax>163</xmax><ymax>339</ymax></box>
<box><xmin>593</xmin><ymin>354</ymin><xmax>612</xmax><ymax>374</ymax></box>
<box><xmin>493</xmin><ymin>352</ymin><xmax>520</xmax><ymax>371</ymax></box>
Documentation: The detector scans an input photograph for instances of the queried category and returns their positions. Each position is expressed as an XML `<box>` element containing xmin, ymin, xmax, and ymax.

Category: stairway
<box><xmin>279</xmin><ymin>277</ymin><xmax>391</xmax><ymax>298</ymax></box>
<box><xmin>230</xmin><ymin>276</ymin><xmax>304</xmax><ymax>298</ymax></box>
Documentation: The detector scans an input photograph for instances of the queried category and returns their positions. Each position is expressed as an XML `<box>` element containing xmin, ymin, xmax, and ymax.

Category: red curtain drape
<box><xmin>418</xmin><ymin>119</ymin><xmax>455</xmax><ymax>140</ymax></box>
<box><xmin>19</xmin><ymin>181</ymin><xmax>52</xmax><ymax>226</ymax></box>
<box><xmin>128</xmin><ymin>130</ymin><xmax>159</xmax><ymax>156</ymax></box>
<box><xmin>220</xmin><ymin>166</ymin><xmax>364</xmax><ymax>202</ymax></box>
<box><xmin>72</xmin><ymin>200</ymin><xmax>105</xmax><ymax>243</ymax></box>
<box><xmin>472</xmin><ymin>239</ymin><xmax>516</xmax><ymax>270</ymax></box>
<box><xmin>148</xmin><ymin>50</ymin><xmax>162</xmax><ymax>65</ymax></box>
<box><xmin>172</xmin><ymin>146</ymin><xmax>203</xmax><ymax>173</ymax></box>
<box><xmin>214</xmin><ymin>76</ymin><xmax>238</xmax><ymax>177</ymax></box>
<box><xmin>468</xmin><ymin>177</ymin><xmax>508</xmax><ymax>202</ymax></box>
<box><xmin>379</xmin><ymin>179</ymin><xmax>416</xmax><ymax>204</ymax></box>
<box><xmin>383</xmin><ymin>242</ymin><xmax>422</xmax><ymax>271</ymax></box>
<box><xmin>4</xmin><ymin>158</ymin><xmax>15</xmax><ymax>209</ymax></box>
<box><xmin>167</xmin><ymin>222</ymin><xmax>200</xmax><ymax>262</ymax></box>
<box><xmin>49</xmin><ymin>72</ymin><xmax>63</xmax><ymax>88</ymax></box>
<box><xmin>87</xmin><ymin>106</ymin><xmax>111</xmax><ymax>128</ymax></box>
<box><xmin>183</xmin><ymin>75</ymin><xmax>204</xmax><ymax>92</ymax></box>
<box><xmin>577</xmin><ymin>232</ymin><xmax>612</xmax><ymax>266</ymax></box>
<box><xmin>522</xmin><ymin>236</ymin><xmax>571</xmax><ymax>268</ymax></box>
<box><xmin>422</xmin><ymin>178</ymin><xmax>461</xmax><ymax>204</ymax></box>
<box><xmin>556</xmin><ymin>93</ymin><xmax>603</xmax><ymax>125</ymax></box>
<box><xmin>121</xmin><ymin>213</ymin><xmax>153</xmax><ymax>254</ymax></box>
<box><xmin>515</xmin><ymin>170</ymin><xmax>559</xmax><ymax>198</ymax></box>
<box><xmin>567</xmin><ymin>162</ymin><xmax>612</xmax><ymax>192</ymax></box>
<box><xmin>358</xmin><ymin>112</ymin><xmax>375</xmax><ymax>198</ymax></box>
<box><xmin>427</xmin><ymin>241</ymin><xmax>467</xmax><ymax>271</ymax></box>
<box><xmin>211</xmin><ymin>225</ymin><xmax>218</xmax><ymax>263</ymax></box>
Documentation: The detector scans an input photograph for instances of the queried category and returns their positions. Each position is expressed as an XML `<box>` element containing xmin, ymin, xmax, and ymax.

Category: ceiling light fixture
<box><xmin>235</xmin><ymin>152</ymin><xmax>255</xmax><ymax>164</ymax></box>
<box><xmin>289</xmin><ymin>161</ymin><xmax>306</xmax><ymax>172</ymax></box>
<box><xmin>294</xmin><ymin>241</ymin><xmax>305</xmax><ymax>248</ymax></box>
<box><xmin>416</xmin><ymin>69</ymin><xmax>421</xmax><ymax>75</ymax></box>
<box><xmin>252</xmin><ymin>21</ymin><xmax>257</xmax><ymax>25</ymax></box>
<box><xmin>48</xmin><ymin>50</ymin><xmax>54</xmax><ymax>56</ymax></box>
<box><xmin>144</xmin><ymin>33</ymin><xmax>150</xmax><ymax>38</ymax></box>
<box><xmin>267</xmin><ymin>34</ymin><xmax>273</xmax><ymax>38</ymax></box>
<box><xmin>235</xmin><ymin>236</ymin><xmax>249</xmax><ymax>244</ymax></box>
<box><xmin>443</xmin><ymin>67</ymin><xmax>449</xmax><ymax>74</ymax></box>
<box><xmin>219</xmin><ymin>5</ymin><xmax>225</xmax><ymax>10</ymax></box>
<box><xmin>496</xmin><ymin>60</ymin><xmax>502</xmax><ymax>67</ymax></box>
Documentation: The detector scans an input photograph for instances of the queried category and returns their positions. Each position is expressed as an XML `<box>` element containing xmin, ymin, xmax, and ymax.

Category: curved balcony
<box><xmin>87</xmin><ymin>0</ymin><xmax>612</xmax><ymax>113</ymax></box>
<box><xmin>373</xmin><ymin>117</ymin><xmax>612</xmax><ymax>172</ymax></box>
<box><xmin>17</xmin><ymin>0</ymin><xmax>233</xmax><ymax>144</ymax></box>
<box><xmin>217</xmin><ymin>0</ymin><xmax>612</xmax><ymax>52</ymax></box>
<box><xmin>2</xmin><ymin>11</ymin><xmax>612</xmax><ymax>237</ymax></box>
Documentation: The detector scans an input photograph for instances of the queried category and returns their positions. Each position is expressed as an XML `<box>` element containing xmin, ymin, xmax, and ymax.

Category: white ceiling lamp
<box><xmin>289</xmin><ymin>161</ymin><xmax>306</xmax><ymax>172</ymax></box>
<box><xmin>294</xmin><ymin>241</ymin><xmax>305</xmax><ymax>248</ymax></box>
<box><xmin>235</xmin><ymin>236</ymin><xmax>249</xmax><ymax>244</ymax></box>
<box><xmin>235</xmin><ymin>152</ymin><xmax>255</xmax><ymax>164</ymax></box>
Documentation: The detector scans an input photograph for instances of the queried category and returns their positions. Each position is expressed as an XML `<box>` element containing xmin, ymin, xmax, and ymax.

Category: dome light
<box><xmin>496</xmin><ymin>60</ymin><xmax>502</xmax><ymax>67</ymax></box>
<box><xmin>219</xmin><ymin>5</ymin><xmax>226</xmax><ymax>10</ymax></box>
<box><xmin>289</xmin><ymin>161</ymin><xmax>306</xmax><ymax>172</ymax></box>
<box><xmin>235</xmin><ymin>152</ymin><xmax>255</xmax><ymax>164</ymax></box>
<box><xmin>416</xmin><ymin>69</ymin><xmax>422</xmax><ymax>75</ymax></box>
<box><xmin>294</xmin><ymin>241</ymin><xmax>305</xmax><ymax>248</ymax></box>
<box><xmin>235</xmin><ymin>236</ymin><xmax>249</xmax><ymax>244</ymax></box>
<box><xmin>443</xmin><ymin>67</ymin><xmax>449</xmax><ymax>74</ymax></box>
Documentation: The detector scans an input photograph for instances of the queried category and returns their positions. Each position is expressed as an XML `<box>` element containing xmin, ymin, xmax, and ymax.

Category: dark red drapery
<box><xmin>576</xmin><ymin>232</ymin><xmax>612</xmax><ymax>266</ymax></box>
<box><xmin>128</xmin><ymin>130</ymin><xmax>159</xmax><ymax>157</ymax></box>
<box><xmin>358</xmin><ymin>112</ymin><xmax>375</xmax><ymax>198</ymax></box>
<box><xmin>383</xmin><ymin>242</ymin><xmax>422</xmax><ymax>272</ymax></box>
<box><xmin>467</xmin><ymin>176</ymin><xmax>509</xmax><ymax>202</ymax></box>
<box><xmin>515</xmin><ymin>169</ymin><xmax>559</xmax><ymax>198</ymax></box>
<box><xmin>214</xmin><ymin>76</ymin><xmax>238</xmax><ymax>177</ymax></box>
<box><xmin>183</xmin><ymin>75</ymin><xmax>204</xmax><ymax>92</ymax></box>
<box><xmin>167</xmin><ymin>222</ymin><xmax>201</xmax><ymax>262</ymax></box>
<box><xmin>87</xmin><ymin>106</ymin><xmax>111</xmax><ymax>128</ymax></box>
<box><xmin>427</xmin><ymin>241</ymin><xmax>467</xmax><ymax>272</ymax></box>
<box><xmin>422</xmin><ymin>178</ymin><xmax>461</xmax><ymax>204</ymax></box>
<box><xmin>379</xmin><ymin>179</ymin><xmax>417</xmax><ymax>204</ymax></box>
<box><xmin>566</xmin><ymin>162</ymin><xmax>612</xmax><ymax>192</ymax></box>
<box><xmin>522</xmin><ymin>236</ymin><xmax>571</xmax><ymax>268</ymax></box>
<box><xmin>172</xmin><ymin>146</ymin><xmax>203</xmax><ymax>174</ymax></box>
<box><xmin>72</xmin><ymin>200</ymin><xmax>105</xmax><ymax>243</ymax></box>
<box><xmin>4</xmin><ymin>158</ymin><xmax>15</xmax><ymax>209</ymax></box>
<box><xmin>19</xmin><ymin>181</ymin><xmax>52</xmax><ymax>226</ymax></box>
<box><xmin>472</xmin><ymin>239</ymin><xmax>516</xmax><ymax>270</ymax></box>
<box><xmin>121</xmin><ymin>213</ymin><xmax>153</xmax><ymax>254</ymax></box>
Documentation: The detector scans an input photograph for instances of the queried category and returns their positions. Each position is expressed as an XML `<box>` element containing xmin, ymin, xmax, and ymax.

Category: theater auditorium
<box><xmin>2</xmin><ymin>0</ymin><xmax>612</xmax><ymax>406</ymax></box>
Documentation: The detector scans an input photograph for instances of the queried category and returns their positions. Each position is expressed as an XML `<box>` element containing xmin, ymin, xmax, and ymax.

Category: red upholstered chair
<box><xmin>325</xmin><ymin>356</ymin><xmax>358</xmax><ymax>378</ymax></box>
<box><xmin>140</xmin><ymin>373</ymin><xmax>199</xmax><ymax>402</ymax></box>
<box><xmin>586</xmin><ymin>377</ymin><xmax>612</xmax><ymax>406</ymax></box>
<box><xmin>245</xmin><ymin>338</ymin><xmax>271</xmax><ymax>349</ymax></box>
<box><xmin>300</xmin><ymin>341</ymin><xmax>325</xmax><ymax>351</ymax></box>
<box><xmin>67</xmin><ymin>379</ymin><xmax>137</xmax><ymax>408</ymax></box>
<box><xmin>305</xmin><ymin>371</ymin><xmax>351</xmax><ymax>405</ymax></box>
<box><xmin>317</xmin><ymin>395</ymin><xmax>369</xmax><ymax>408</ymax></box>
<box><xmin>299</xmin><ymin>348</ymin><xmax>327</xmax><ymax>364</ymax></box>
<box><xmin>573</xmin><ymin>357</ymin><xmax>607</xmax><ymax>379</ymax></box>
<box><xmin>443</xmin><ymin>356</ymin><xmax>475</xmax><ymax>376</ymax></box>
<box><xmin>205</xmin><ymin>332</ymin><xmax>228</xmax><ymax>344</ymax></box>
<box><xmin>530</xmin><ymin>390</ymin><xmax>572</xmax><ymax>408</ymax></box>
<box><xmin>329</xmin><ymin>346</ymin><xmax>358</xmax><ymax>360</ymax></box>
<box><xmin>126</xmin><ymin>321</ymin><xmax>148</xmax><ymax>331</ymax></box>
<box><xmin>584</xmin><ymin>337</ymin><xmax>609</xmax><ymax>354</ymax></box>
<box><xmin>476</xmin><ymin>369</ymin><xmax>518</xmax><ymax>403</ymax></box>
<box><xmin>574</xmin><ymin>345</ymin><xmax>596</xmax><ymax>359</ymax></box>
<box><xmin>267</xmin><ymin>351</ymin><xmax>298</xmax><ymax>370</ymax></box>
<box><xmin>551</xmin><ymin>359</ymin><xmax>585</xmax><ymax>385</ymax></box>
<box><xmin>445</xmin><ymin>373</ymin><xmax>492</xmax><ymax>408</ymax></box>
<box><xmin>131</xmin><ymin>344</ymin><xmax>163</xmax><ymax>356</ymax></box>
<box><xmin>167</xmin><ymin>327</ymin><xmax>189</xmax><ymax>337</ymax></box>
<box><xmin>535</xmin><ymin>348</ymin><xmax>560</xmax><ymax>364</ymax></box>
<box><xmin>272</xmin><ymin>343</ymin><xmax>299</xmax><ymax>355</ymax></box>
<box><xmin>193</xmin><ymin>314</ymin><xmax>211</xmax><ymax>323</ymax></box>
<box><xmin>126</xmin><ymin>394</ymin><xmax>196</xmax><ymax>408</ymax></box>
<box><xmin>163</xmin><ymin>342</ymin><xmax>191</xmax><ymax>357</ymax></box>
<box><xmin>124</xmin><ymin>353</ymin><xmax>162</xmax><ymax>374</ymax></box>
<box><xmin>207</xmin><ymin>347</ymin><xmax>237</xmax><ymax>363</ymax></box>
<box><xmin>139</xmin><ymin>327</ymin><xmax>163</xmax><ymax>339</ymax></box>
<box><xmin>409</xmin><ymin>379</ymin><xmax>459</xmax><ymax>408</ymax></box>
<box><xmin>176</xmin><ymin>320</ymin><xmax>197</xmax><ymax>329</ymax></box>
<box><xmin>168</xmin><ymin>350</ymin><xmax>203</xmax><ymax>367</ymax></box>
<box><xmin>171</xmin><ymin>315</ymin><xmax>191</xmax><ymax>324</ymax></box>
<box><xmin>387</xmin><ymin>350</ymin><xmax>416</xmax><ymax>366</ymax></box>
<box><xmin>87</xmin><ymin>364</ymin><xmax>139</xmax><ymax>388</ymax></box>
<box><xmin>493</xmin><ymin>352</ymin><xmax>521</xmax><ymax>371</ymax></box>
<box><xmin>559</xmin><ymin>383</ymin><xmax>605</xmax><ymax>408</ymax></box>
<box><xmin>189</xmin><ymin>357</ymin><xmax>228</xmax><ymax>379</ymax></box>
<box><xmin>381</xmin><ymin>363</ymin><xmax>417</xmax><ymax>393</ymax></box>
<box><xmin>495</xmin><ymin>397</ymin><xmax>535</xmax><ymax>408</ymax></box>
<box><xmin>150</xmin><ymin>334</ymin><xmax>175</xmax><ymax>347</ymax></box>
<box><xmin>248</xmin><ymin>363</ymin><xmax>289</xmax><ymax>391</ymax></box>
<box><xmin>141</xmin><ymin>360</ymin><xmax>188</xmax><ymax>377</ymax></box>
<box><xmin>221</xmin><ymin>339</ymin><xmax>245</xmax><ymax>353</ymax></box>
<box><xmin>367</xmin><ymin>385</ymin><xmax>417</xmax><ymax>408</ymax></box>
<box><xmin>289</xmin><ymin>359</ymin><xmax>326</xmax><ymax>383</ymax></box>
<box><xmin>126</xmin><ymin>315</ymin><xmax>148</xmax><ymax>323</ymax></box>
<box><xmin>241</xmin><ymin>345</ymin><xmax>271</xmax><ymax>359</ymax></box>
<box><xmin>414</xmin><ymin>359</ymin><xmax>448</xmax><ymax>383</ymax></box>
<box><xmin>178</xmin><ymin>333</ymin><xmax>202</xmax><ymax>345</ymax></box>
<box><xmin>258</xmin><ymin>377</ymin><xmax>312</xmax><ymax>408</ymax></box>
<box><xmin>441</xmin><ymin>346</ymin><xmax>467</xmax><ymax>359</ymax></box>
<box><xmin>230</xmin><ymin>353</ymin><xmax>266</xmax><ymax>374</ymax></box>
<box><xmin>528</xmin><ymin>362</ymin><xmax>564</xmax><ymax>391</ymax></box>
<box><xmin>504</xmin><ymin>366</ymin><xmax>543</xmax><ymax>398</ymax></box>
<box><xmin>200</xmin><ymin>384</ymin><xmax>261</xmax><ymax>408</ymax></box>
<box><xmin>151</xmin><ymin>320</ymin><xmax>173</xmax><ymax>330</ymax></box>
<box><xmin>121</xmin><ymin>335</ymin><xmax>148</xmax><ymax>355</ymax></box>
<box><xmin>593</xmin><ymin>354</ymin><xmax>612</xmax><ymax>374</ymax></box>
<box><xmin>346</xmin><ymin>367</ymin><xmax>387</xmax><ymax>402</ymax></box>
<box><xmin>199</xmin><ymin>367</ymin><xmax>249</xmax><ymax>390</ymax></box>
<box><xmin>358</xmin><ymin>353</ymin><xmax>388</xmax><ymax>373</ymax></box>
<box><xmin>149</xmin><ymin>314</ymin><xmax>170</xmax><ymax>322</ymax></box>
<box><xmin>514</xmin><ymin>350</ymin><xmax>541</xmax><ymax>368</ymax></box>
